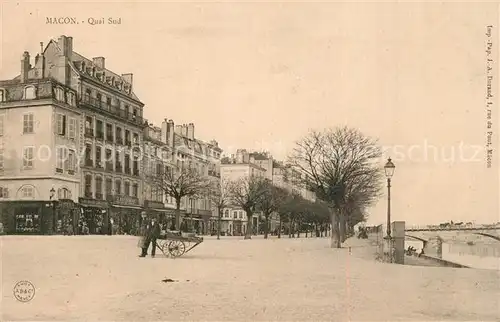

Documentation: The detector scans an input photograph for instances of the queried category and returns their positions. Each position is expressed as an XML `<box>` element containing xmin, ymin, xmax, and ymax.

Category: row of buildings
<box><xmin>0</xmin><ymin>35</ymin><xmax>314</xmax><ymax>236</ymax></box>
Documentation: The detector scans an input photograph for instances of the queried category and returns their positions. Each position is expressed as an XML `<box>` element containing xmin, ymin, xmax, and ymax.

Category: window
<box><xmin>85</xmin><ymin>88</ymin><xmax>91</xmax><ymax>96</ymax></box>
<box><xmin>58</xmin><ymin>188</ymin><xmax>72</xmax><ymax>199</ymax></box>
<box><xmin>96</xmin><ymin>120</ymin><xmax>104</xmax><ymax>139</ymax></box>
<box><xmin>55</xmin><ymin>87</ymin><xmax>65</xmax><ymax>102</ymax></box>
<box><xmin>95</xmin><ymin>146</ymin><xmax>102</xmax><ymax>167</ymax></box>
<box><xmin>115</xmin><ymin>180</ymin><xmax>121</xmax><ymax>195</ymax></box>
<box><xmin>106</xmin><ymin>123</ymin><xmax>113</xmax><ymax>141</ymax></box>
<box><xmin>0</xmin><ymin>187</ymin><xmax>8</xmax><ymax>198</ymax></box>
<box><xmin>68</xmin><ymin>118</ymin><xmax>76</xmax><ymax>139</ymax></box>
<box><xmin>67</xmin><ymin>150</ymin><xmax>76</xmax><ymax>173</ymax></box>
<box><xmin>132</xmin><ymin>183</ymin><xmax>138</xmax><ymax>197</ymax></box>
<box><xmin>67</xmin><ymin>91</ymin><xmax>76</xmax><ymax>106</ymax></box>
<box><xmin>95</xmin><ymin>176</ymin><xmax>103</xmax><ymax>199</ymax></box>
<box><xmin>106</xmin><ymin>96</ymin><xmax>112</xmax><ymax>107</ymax></box>
<box><xmin>23</xmin><ymin>113</ymin><xmax>34</xmax><ymax>134</ymax></box>
<box><xmin>56</xmin><ymin>114</ymin><xmax>66</xmax><ymax>135</ymax></box>
<box><xmin>124</xmin><ymin>181</ymin><xmax>130</xmax><ymax>196</ymax></box>
<box><xmin>0</xmin><ymin>148</ymin><xmax>3</xmax><ymax>171</ymax></box>
<box><xmin>233</xmin><ymin>211</ymin><xmax>237</xmax><ymax>219</ymax></box>
<box><xmin>23</xmin><ymin>146</ymin><xmax>34</xmax><ymax>169</ymax></box>
<box><xmin>133</xmin><ymin>133</ymin><xmax>139</xmax><ymax>144</ymax></box>
<box><xmin>84</xmin><ymin>174</ymin><xmax>92</xmax><ymax>197</ymax></box>
<box><xmin>0</xmin><ymin>114</ymin><xmax>4</xmax><ymax>136</ymax></box>
<box><xmin>96</xmin><ymin>93</ymin><xmax>102</xmax><ymax>106</ymax></box>
<box><xmin>0</xmin><ymin>89</ymin><xmax>5</xmax><ymax>102</ymax></box>
<box><xmin>23</xmin><ymin>86</ymin><xmax>36</xmax><ymax>100</ymax></box>
<box><xmin>224</xmin><ymin>210</ymin><xmax>229</xmax><ymax>218</ymax></box>
<box><xmin>239</xmin><ymin>211</ymin><xmax>243</xmax><ymax>219</ymax></box>
<box><xmin>56</xmin><ymin>146</ymin><xmax>67</xmax><ymax>171</ymax></box>
<box><xmin>21</xmin><ymin>185</ymin><xmax>35</xmax><ymax>198</ymax></box>
<box><xmin>105</xmin><ymin>178</ymin><xmax>112</xmax><ymax>196</ymax></box>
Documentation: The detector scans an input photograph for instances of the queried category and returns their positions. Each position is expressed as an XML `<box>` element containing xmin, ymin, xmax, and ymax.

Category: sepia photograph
<box><xmin>0</xmin><ymin>1</ymin><xmax>499</xmax><ymax>321</ymax></box>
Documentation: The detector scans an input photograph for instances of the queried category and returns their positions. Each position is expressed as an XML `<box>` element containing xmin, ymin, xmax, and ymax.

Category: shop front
<box><xmin>109</xmin><ymin>195</ymin><xmax>143</xmax><ymax>235</ymax></box>
<box><xmin>0</xmin><ymin>201</ymin><xmax>54</xmax><ymax>235</ymax></box>
<box><xmin>78</xmin><ymin>198</ymin><xmax>110</xmax><ymax>235</ymax></box>
<box><xmin>55</xmin><ymin>199</ymin><xmax>79</xmax><ymax>235</ymax></box>
<box><xmin>144</xmin><ymin>200</ymin><xmax>176</xmax><ymax>231</ymax></box>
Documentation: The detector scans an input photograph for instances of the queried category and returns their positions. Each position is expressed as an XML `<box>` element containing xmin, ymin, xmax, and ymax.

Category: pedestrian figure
<box><xmin>138</xmin><ymin>216</ymin><xmax>161</xmax><ymax>258</ymax></box>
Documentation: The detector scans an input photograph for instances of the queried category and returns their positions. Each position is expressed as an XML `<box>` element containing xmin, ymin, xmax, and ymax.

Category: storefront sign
<box><xmin>58</xmin><ymin>199</ymin><xmax>75</xmax><ymax>210</ymax></box>
<box><xmin>145</xmin><ymin>200</ymin><xmax>165</xmax><ymax>209</ymax></box>
<box><xmin>78</xmin><ymin>198</ymin><xmax>109</xmax><ymax>208</ymax></box>
<box><xmin>113</xmin><ymin>195</ymin><xmax>139</xmax><ymax>206</ymax></box>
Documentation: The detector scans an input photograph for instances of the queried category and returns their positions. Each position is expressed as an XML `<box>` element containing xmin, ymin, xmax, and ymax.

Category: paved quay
<box><xmin>2</xmin><ymin>235</ymin><xmax>499</xmax><ymax>321</ymax></box>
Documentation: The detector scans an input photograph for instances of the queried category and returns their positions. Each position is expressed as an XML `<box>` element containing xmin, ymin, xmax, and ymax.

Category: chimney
<box><xmin>58</xmin><ymin>35</ymin><xmax>73</xmax><ymax>57</ymax></box>
<box><xmin>168</xmin><ymin>120</ymin><xmax>174</xmax><ymax>147</ymax></box>
<box><xmin>21</xmin><ymin>51</ymin><xmax>30</xmax><ymax>83</ymax></box>
<box><xmin>93</xmin><ymin>57</ymin><xmax>105</xmax><ymax>69</ymax></box>
<box><xmin>175</xmin><ymin>125</ymin><xmax>183</xmax><ymax>135</ymax></box>
<box><xmin>34</xmin><ymin>54</ymin><xmax>40</xmax><ymax>65</ymax></box>
<box><xmin>187</xmin><ymin>123</ymin><xmax>195</xmax><ymax>140</ymax></box>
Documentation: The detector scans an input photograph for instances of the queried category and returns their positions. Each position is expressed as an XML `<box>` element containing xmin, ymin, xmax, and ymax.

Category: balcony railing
<box><xmin>95</xmin><ymin>193</ymin><xmax>103</xmax><ymax>200</ymax></box>
<box><xmin>96</xmin><ymin>130</ymin><xmax>104</xmax><ymax>140</ymax></box>
<box><xmin>106</xmin><ymin>135</ymin><xmax>114</xmax><ymax>143</ymax></box>
<box><xmin>125</xmin><ymin>139</ymin><xmax>132</xmax><ymax>147</ymax></box>
<box><xmin>84</xmin><ymin>191</ymin><xmax>93</xmax><ymax>198</ymax></box>
<box><xmin>105</xmin><ymin>162</ymin><xmax>113</xmax><ymax>171</ymax></box>
<box><xmin>95</xmin><ymin>160</ymin><xmax>104</xmax><ymax>169</ymax></box>
<box><xmin>116</xmin><ymin>137</ymin><xmax>124</xmax><ymax>145</ymax></box>
<box><xmin>85</xmin><ymin>159</ymin><xmax>94</xmax><ymax>167</ymax></box>
<box><xmin>80</xmin><ymin>94</ymin><xmax>144</xmax><ymax>126</ymax></box>
<box><xmin>84</xmin><ymin>128</ymin><xmax>94</xmax><ymax>138</ymax></box>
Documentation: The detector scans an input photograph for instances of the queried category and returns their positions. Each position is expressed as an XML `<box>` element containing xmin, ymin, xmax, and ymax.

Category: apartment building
<box><xmin>220</xmin><ymin>149</ymin><xmax>267</xmax><ymax>235</ymax></box>
<box><xmin>172</xmin><ymin>123</ymin><xmax>222</xmax><ymax>234</ymax></box>
<box><xmin>0</xmin><ymin>51</ymin><xmax>82</xmax><ymax>234</ymax></box>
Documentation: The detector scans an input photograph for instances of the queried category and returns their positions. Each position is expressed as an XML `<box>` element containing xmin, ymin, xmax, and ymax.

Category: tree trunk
<box><xmin>296</xmin><ymin>222</ymin><xmax>300</xmax><ymax>238</ymax></box>
<box><xmin>264</xmin><ymin>213</ymin><xmax>270</xmax><ymax>239</ymax></box>
<box><xmin>175</xmin><ymin>199</ymin><xmax>182</xmax><ymax>230</ymax></box>
<box><xmin>245</xmin><ymin>213</ymin><xmax>252</xmax><ymax>239</ymax></box>
<box><xmin>288</xmin><ymin>220</ymin><xmax>292</xmax><ymax>238</ymax></box>
<box><xmin>217</xmin><ymin>208</ymin><xmax>221</xmax><ymax>240</ymax></box>
<box><xmin>330</xmin><ymin>209</ymin><xmax>341</xmax><ymax>248</ymax></box>
<box><xmin>339</xmin><ymin>210</ymin><xmax>346</xmax><ymax>243</ymax></box>
<box><xmin>278</xmin><ymin>217</ymin><xmax>282</xmax><ymax>238</ymax></box>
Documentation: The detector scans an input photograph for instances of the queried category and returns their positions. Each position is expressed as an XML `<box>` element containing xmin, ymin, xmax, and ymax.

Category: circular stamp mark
<box><xmin>13</xmin><ymin>280</ymin><xmax>35</xmax><ymax>302</ymax></box>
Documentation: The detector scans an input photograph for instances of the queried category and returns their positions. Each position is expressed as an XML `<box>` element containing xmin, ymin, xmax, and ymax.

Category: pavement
<box><xmin>2</xmin><ymin>235</ymin><xmax>499</xmax><ymax>321</ymax></box>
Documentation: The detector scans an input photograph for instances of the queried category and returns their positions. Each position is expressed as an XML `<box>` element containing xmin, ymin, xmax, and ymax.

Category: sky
<box><xmin>1</xmin><ymin>1</ymin><xmax>499</xmax><ymax>226</ymax></box>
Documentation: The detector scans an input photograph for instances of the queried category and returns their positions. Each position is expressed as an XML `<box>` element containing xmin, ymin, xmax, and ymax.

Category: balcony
<box><xmin>85</xmin><ymin>159</ymin><xmax>94</xmax><ymax>167</ymax></box>
<box><xmin>79</xmin><ymin>94</ymin><xmax>144</xmax><ymax>126</ymax></box>
<box><xmin>106</xmin><ymin>135</ymin><xmax>114</xmax><ymax>143</ymax></box>
<box><xmin>116</xmin><ymin>137</ymin><xmax>124</xmax><ymax>145</ymax></box>
<box><xmin>84</xmin><ymin>128</ymin><xmax>94</xmax><ymax>138</ymax></box>
<box><xmin>105</xmin><ymin>161</ymin><xmax>113</xmax><ymax>171</ymax></box>
<box><xmin>110</xmin><ymin>194</ymin><xmax>139</xmax><ymax>206</ymax></box>
<box><xmin>95</xmin><ymin>160</ymin><xmax>104</xmax><ymax>169</ymax></box>
<box><xmin>84</xmin><ymin>191</ymin><xmax>93</xmax><ymax>198</ymax></box>
<box><xmin>95</xmin><ymin>193</ymin><xmax>103</xmax><ymax>200</ymax></box>
<box><xmin>95</xmin><ymin>130</ymin><xmax>104</xmax><ymax>140</ymax></box>
<box><xmin>125</xmin><ymin>139</ymin><xmax>132</xmax><ymax>147</ymax></box>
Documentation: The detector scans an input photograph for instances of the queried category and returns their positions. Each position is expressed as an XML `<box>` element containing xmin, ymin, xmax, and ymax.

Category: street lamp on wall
<box><xmin>384</xmin><ymin>158</ymin><xmax>395</xmax><ymax>237</ymax></box>
<box><xmin>50</xmin><ymin>187</ymin><xmax>56</xmax><ymax>234</ymax></box>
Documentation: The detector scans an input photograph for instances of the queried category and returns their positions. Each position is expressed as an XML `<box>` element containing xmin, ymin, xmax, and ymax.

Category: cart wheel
<box><xmin>158</xmin><ymin>240</ymin><xmax>169</xmax><ymax>256</ymax></box>
<box><xmin>168</xmin><ymin>240</ymin><xmax>186</xmax><ymax>257</ymax></box>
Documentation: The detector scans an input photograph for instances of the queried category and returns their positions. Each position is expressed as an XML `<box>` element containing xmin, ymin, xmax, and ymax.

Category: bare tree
<box><xmin>147</xmin><ymin>164</ymin><xmax>211</xmax><ymax>230</ymax></box>
<box><xmin>227</xmin><ymin>176</ymin><xmax>267</xmax><ymax>240</ymax></box>
<box><xmin>257</xmin><ymin>180</ymin><xmax>288</xmax><ymax>239</ymax></box>
<box><xmin>288</xmin><ymin>126</ymin><xmax>383</xmax><ymax>248</ymax></box>
<box><xmin>206</xmin><ymin>178</ymin><xmax>231</xmax><ymax>240</ymax></box>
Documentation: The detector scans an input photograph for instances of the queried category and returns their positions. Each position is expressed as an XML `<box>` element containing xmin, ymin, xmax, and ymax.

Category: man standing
<box><xmin>139</xmin><ymin>216</ymin><xmax>161</xmax><ymax>258</ymax></box>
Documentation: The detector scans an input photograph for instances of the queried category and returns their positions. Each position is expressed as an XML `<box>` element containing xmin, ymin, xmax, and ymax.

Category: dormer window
<box><xmin>23</xmin><ymin>86</ymin><xmax>36</xmax><ymax>100</ymax></box>
<box><xmin>54</xmin><ymin>87</ymin><xmax>65</xmax><ymax>102</ymax></box>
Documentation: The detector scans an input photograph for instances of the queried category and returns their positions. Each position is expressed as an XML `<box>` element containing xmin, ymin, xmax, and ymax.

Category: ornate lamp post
<box><xmin>384</xmin><ymin>158</ymin><xmax>395</xmax><ymax>237</ymax></box>
<box><xmin>49</xmin><ymin>187</ymin><xmax>56</xmax><ymax>234</ymax></box>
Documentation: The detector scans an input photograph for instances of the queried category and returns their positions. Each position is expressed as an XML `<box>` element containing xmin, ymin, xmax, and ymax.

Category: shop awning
<box><xmin>151</xmin><ymin>208</ymin><xmax>176</xmax><ymax>213</ymax></box>
<box><xmin>111</xmin><ymin>204</ymin><xmax>143</xmax><ymax>210</ymax></box>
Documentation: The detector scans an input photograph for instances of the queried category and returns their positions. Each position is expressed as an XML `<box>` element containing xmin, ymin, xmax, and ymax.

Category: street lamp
<box><xmin>384</xmin><ymin>158</ymin><xmax>395</xmax><ymax>237</ymax></box>
<box><xmin>49</xmin><ymin>187</ymin><xmax>56</xmax><ymax>234</ymax></box>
